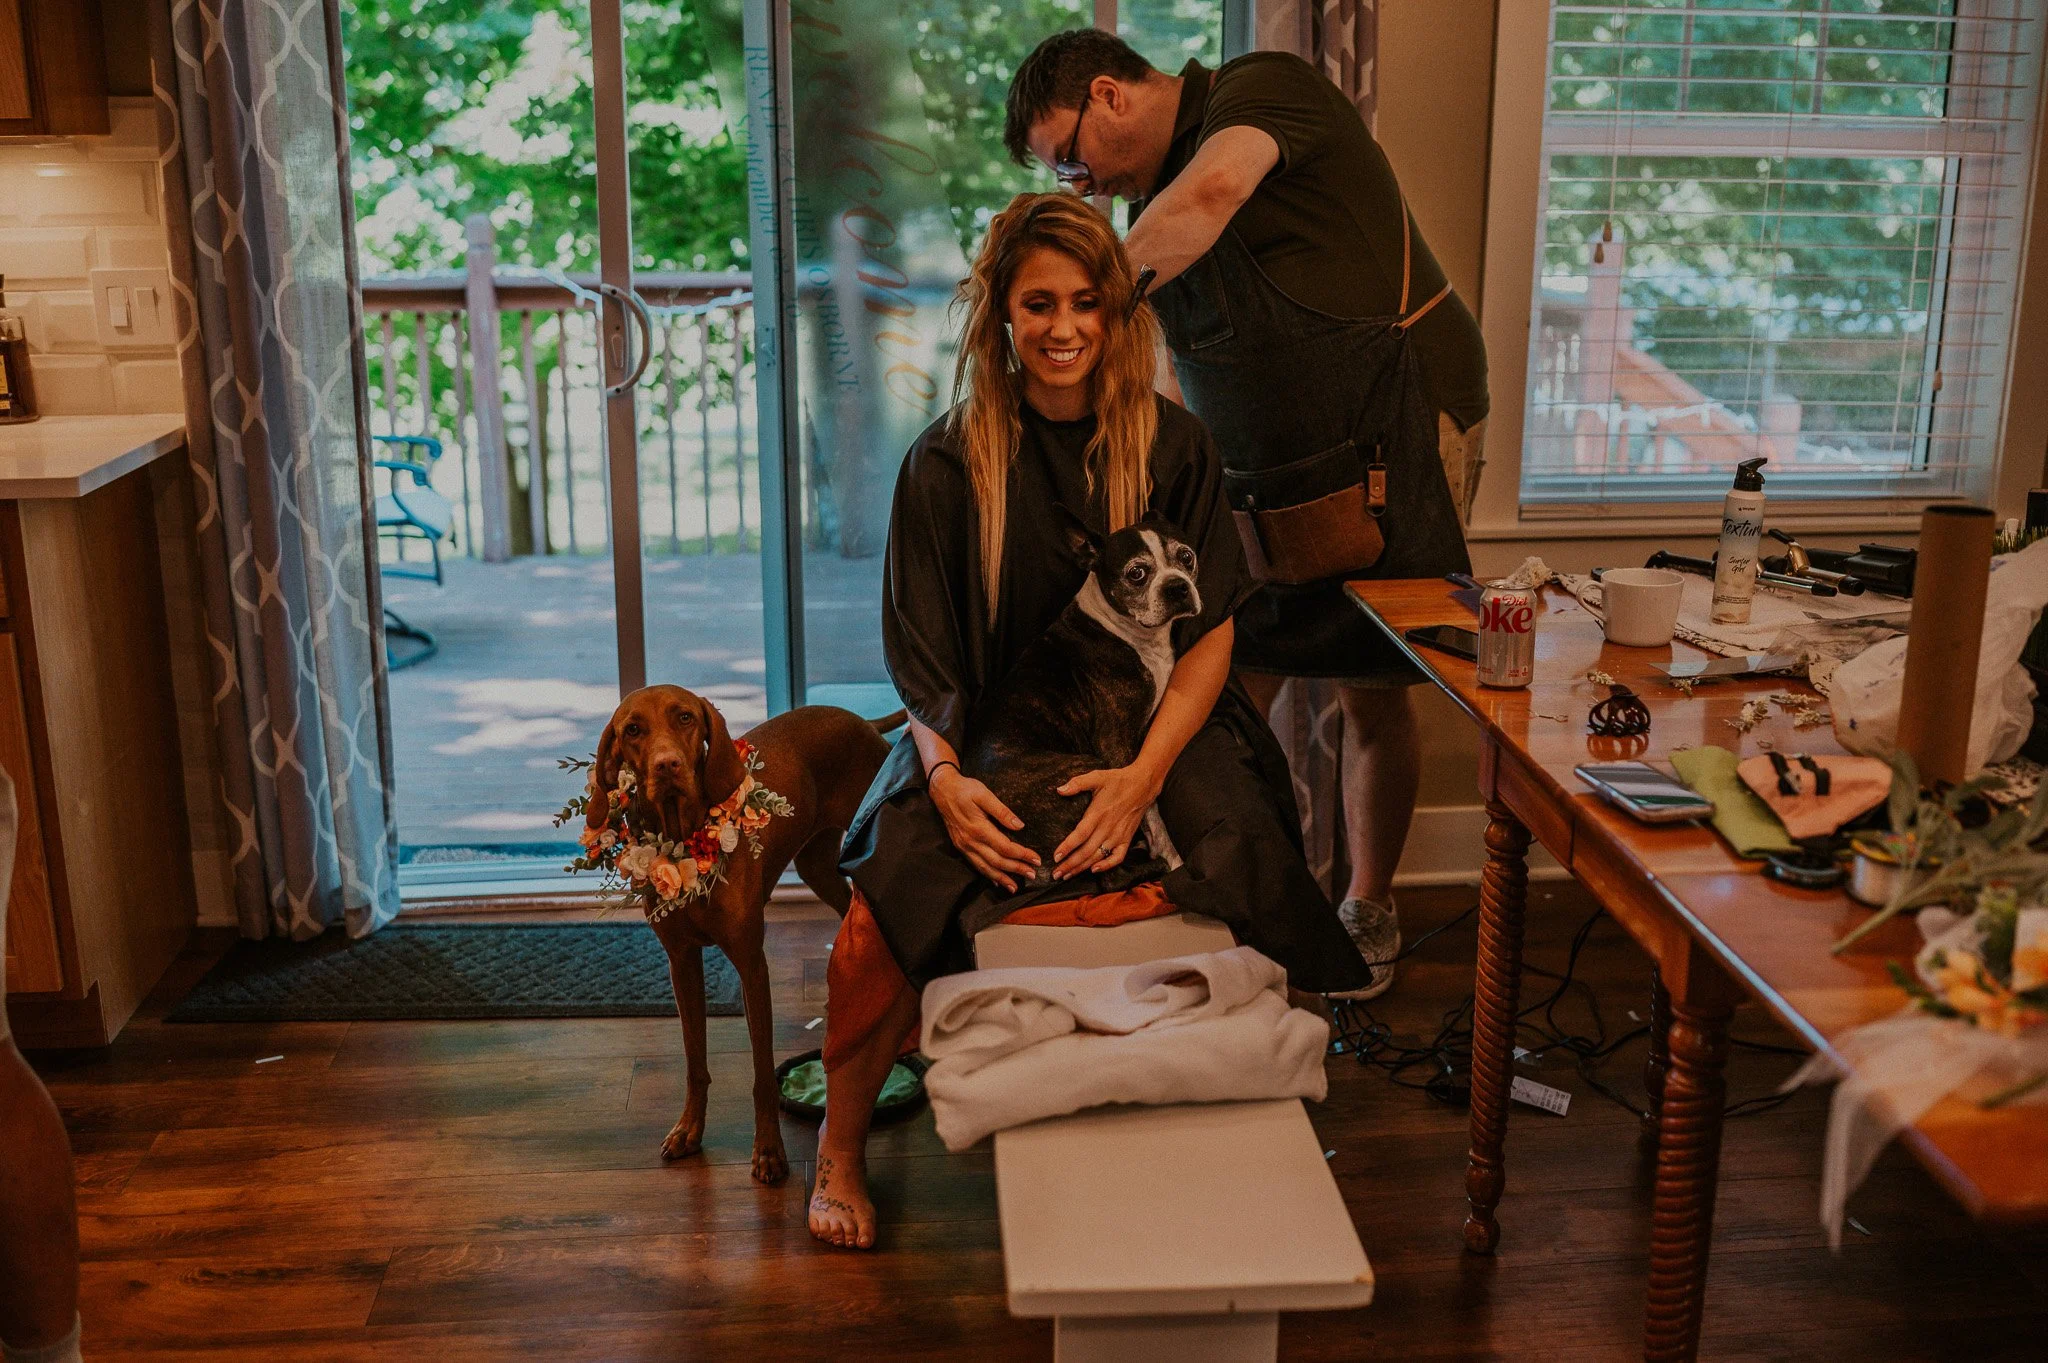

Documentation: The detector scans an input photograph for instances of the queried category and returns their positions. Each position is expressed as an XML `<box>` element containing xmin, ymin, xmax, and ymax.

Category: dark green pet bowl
<box><xmin>775</xmin><ymin>1047</ymin><xmax>929</xmax><ymax>1124</ymax></box>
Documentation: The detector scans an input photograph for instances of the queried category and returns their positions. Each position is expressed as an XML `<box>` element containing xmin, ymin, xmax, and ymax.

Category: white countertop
<box><xmin>0</xmin><ymin>414</ymin><xmax>188</xmax><ymax>499</ymax></box>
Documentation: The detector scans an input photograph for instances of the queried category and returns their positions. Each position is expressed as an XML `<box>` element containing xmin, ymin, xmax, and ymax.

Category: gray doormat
<box><xmin>165</xmin><ymin>923</ymin><xmax>741</xmax><ymax>1022</ymax></box>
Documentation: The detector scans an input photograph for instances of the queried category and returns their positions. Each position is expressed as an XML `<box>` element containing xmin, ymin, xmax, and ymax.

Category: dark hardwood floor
<box><xmin>29</xmin><ymin>883</ymin><xmax>2048</xmax><ymax>1361</ymax></box>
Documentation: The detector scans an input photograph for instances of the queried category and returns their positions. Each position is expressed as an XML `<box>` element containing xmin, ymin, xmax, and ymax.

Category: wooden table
<box><xmin>1346</xmin><ymin>578</ymin><xmax>2048</xmax><ymax>1363</ymax></box>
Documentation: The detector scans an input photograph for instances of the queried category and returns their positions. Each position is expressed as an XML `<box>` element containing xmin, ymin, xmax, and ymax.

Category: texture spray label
<box><xmin>1710</xmin><ymin>462</ymin><xmax>1769</xmax><ymax>624</ymax></box>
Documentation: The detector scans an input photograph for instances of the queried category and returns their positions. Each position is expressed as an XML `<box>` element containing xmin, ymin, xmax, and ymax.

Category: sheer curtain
<box><xmin>148</xmin><ymin>0</ymin><xmax>400</xmax><ymax>940</ymax></box>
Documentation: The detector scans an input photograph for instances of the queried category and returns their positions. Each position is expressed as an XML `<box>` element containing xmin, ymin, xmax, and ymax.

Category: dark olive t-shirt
<box><xmin>1133</xmin><ymin>54</ymin><xmax>1490</xmax><ymax>428</ymax></box>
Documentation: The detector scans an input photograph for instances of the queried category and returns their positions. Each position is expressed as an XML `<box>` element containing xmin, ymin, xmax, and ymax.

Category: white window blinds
<box><xmin>1524</xmin><ymin>0</ymin><xmax>2045</xmax><ymax>508</ymax></box>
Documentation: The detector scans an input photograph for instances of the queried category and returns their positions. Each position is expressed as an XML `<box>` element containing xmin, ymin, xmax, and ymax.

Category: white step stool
<box><xmin>974</xmin><ymin>913</ymin><xmax>1375</xmax><ymax>1362</ymax></box>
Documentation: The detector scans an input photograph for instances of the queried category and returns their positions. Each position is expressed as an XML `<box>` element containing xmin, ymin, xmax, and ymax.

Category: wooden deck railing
<box><xmin>361</xmin><ymin>214</ymin><xmax>754</xmax><ymax>564</ymax></box>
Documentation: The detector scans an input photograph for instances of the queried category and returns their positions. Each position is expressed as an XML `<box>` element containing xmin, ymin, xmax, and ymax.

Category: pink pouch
<box><xmin>1736</xmin><ymin>753</ymin><xmax>1892</xmax><ymax>841</ymax></box>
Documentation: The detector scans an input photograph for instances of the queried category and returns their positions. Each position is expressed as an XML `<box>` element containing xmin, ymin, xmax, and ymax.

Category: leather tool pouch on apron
<box><xmin>1224</xmin><ymin>440</ymin><xmax>1388</xmax><ymax>585</ymax></box>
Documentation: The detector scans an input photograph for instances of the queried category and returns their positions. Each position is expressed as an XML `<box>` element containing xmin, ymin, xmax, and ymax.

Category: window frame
<box><xmin>1472</xmin><ymin>0</ymin><xmax>2048</xmax><ymax>541</ymax></box>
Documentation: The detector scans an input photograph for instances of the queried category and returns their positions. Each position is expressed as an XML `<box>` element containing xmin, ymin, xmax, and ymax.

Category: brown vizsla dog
<box><xmin>587</xmin><ymin>686</ymin><xmax>896</xmax><ymax>1185</ymax></box>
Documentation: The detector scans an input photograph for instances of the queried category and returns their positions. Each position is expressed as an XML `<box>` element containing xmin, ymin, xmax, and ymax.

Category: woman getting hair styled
<box><xmin>811</xmin><ymin>193</ymin><xmax>1369</xmax><ymax>1249</ymax></box>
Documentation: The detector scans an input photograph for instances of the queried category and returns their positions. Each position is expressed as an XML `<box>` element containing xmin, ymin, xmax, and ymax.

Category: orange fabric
<box><xmin>823</xmin><ymin>890</ymin><xmax>920</xmax><ymax>1074</ymax></box>
<box><xmin>994</xmin><ymin>880</ymin><xmax>1177</xmax><ymax>928</ymax></box>
<box><xmin>822</xmin><ymin>883</ymin><xmax>1180</xmax><ymax>1073</ymax></box>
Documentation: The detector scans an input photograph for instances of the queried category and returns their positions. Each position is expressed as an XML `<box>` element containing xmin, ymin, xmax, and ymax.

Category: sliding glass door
<box><xmin>689</xmin><ymin>0</ymin><xmax>1230</xmax><ymax>719</ymax></box>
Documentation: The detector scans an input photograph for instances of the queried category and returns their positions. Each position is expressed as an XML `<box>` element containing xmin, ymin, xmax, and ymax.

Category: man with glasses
<box><xmin>1006</xmin><ymin>29</ymin><xmax>1489</xmax><ymax>1000</ymax></box>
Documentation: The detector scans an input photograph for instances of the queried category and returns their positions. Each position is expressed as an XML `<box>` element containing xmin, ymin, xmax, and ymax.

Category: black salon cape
<box><xmin>838</xmin><ymin>396</ymin><xmax>1372</xmax><ymax>995</ymax></box>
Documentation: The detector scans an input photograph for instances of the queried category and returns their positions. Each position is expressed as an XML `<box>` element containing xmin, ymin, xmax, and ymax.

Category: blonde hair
<box><xmin>948</xmin><ymin>193</ymin><xmax>1160</xmax><ymax>614</ymax></box>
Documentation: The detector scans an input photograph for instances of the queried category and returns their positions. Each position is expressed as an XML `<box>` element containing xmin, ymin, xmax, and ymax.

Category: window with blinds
<box><xmin>1524</xmin><ymin>1</ymin><xmax>2045</xmax><ymax>508</ymax></box>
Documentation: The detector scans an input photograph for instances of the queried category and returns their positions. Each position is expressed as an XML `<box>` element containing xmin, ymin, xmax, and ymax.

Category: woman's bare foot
<box><xmin>807</xmin><ymin>1127</ymin><xmax>876</xmax><ymax>1249</ymax></box>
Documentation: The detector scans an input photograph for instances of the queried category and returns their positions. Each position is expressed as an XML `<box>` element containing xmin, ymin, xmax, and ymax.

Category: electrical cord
<box><xmin>1328</xmin><ymin>902</ymin><xmax>1802</xmax><ymax>1122</ymax></box>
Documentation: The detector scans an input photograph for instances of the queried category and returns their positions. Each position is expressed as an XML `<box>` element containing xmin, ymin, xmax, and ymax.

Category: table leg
<box><xmin>1642</xmin><ymin>990</ymin><xmax>1734</xmax><ymax>1362</ymax></box>
<box><xmin>1463</xmin><ymin>798</ymin><xmax>1530</xmax><ymax>1255</ymax></box>
<box><xmin>1641</xmin><ymin>966</ymin><xmax>1672</xmax><ymax>1143</ymax></box>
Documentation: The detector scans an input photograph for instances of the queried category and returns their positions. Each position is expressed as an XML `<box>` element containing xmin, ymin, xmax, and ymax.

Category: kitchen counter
<box><xmin>1</xmin><ymin>409</ymin><xmax>199</xmax><ymax>1045</ymax></box>
<box><xmin>0</xmin><ymin>413</ymin><xmax>187</xmax><ymax>498</ymax></box>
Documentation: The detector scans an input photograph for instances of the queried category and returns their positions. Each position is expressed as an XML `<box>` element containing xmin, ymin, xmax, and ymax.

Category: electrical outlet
<box><xmin>90</xmin><ymin>269</ymin><xmax>177</xmax><ymax>349</ymax></box>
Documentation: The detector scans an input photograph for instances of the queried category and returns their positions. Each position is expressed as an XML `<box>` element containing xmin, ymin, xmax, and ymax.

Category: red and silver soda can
<box><xmin>1476</xmin><ymin>583</ymin><xmax>1537</xmax><ymax>689</ymax></box>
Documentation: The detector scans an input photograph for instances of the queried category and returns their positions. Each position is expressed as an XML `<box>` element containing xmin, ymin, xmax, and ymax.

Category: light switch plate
<box><xmin>89</xmin><ymin>269</ymin><xmax>177</xmax><ymax>349</ymax></box>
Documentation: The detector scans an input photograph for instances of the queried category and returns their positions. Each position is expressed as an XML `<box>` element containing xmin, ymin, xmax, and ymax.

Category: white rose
<box><xmin>617</xmin><ymin>844</ymin><xmax>656</xmax><ymax>882</ymax></box>
<box><xmin>599</xmin><ymin>828</ymin><xmax>619</xmax><ymax>850</ymax></box>
<box><xmin>718</xmin><ymin>822</ymin><xmax>740</xmax><ymax>853</ymax></box>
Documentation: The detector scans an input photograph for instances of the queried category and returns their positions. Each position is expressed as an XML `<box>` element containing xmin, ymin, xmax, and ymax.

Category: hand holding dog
<box><xmin>1052</xmin><ymin>761</ymin><xmax>1165</xmax><ymax>880</ymax></box>
<box><xmin>930</xmin><ymin>766</ymin><xmax>1040</xmax><ymax>893</ymax></box>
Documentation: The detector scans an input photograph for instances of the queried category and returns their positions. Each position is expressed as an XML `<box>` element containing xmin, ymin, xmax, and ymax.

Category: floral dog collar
<box><xmin>556</xmin><ymin>739</ymin><xmax>794</xmax><ymax>923</ymax></box>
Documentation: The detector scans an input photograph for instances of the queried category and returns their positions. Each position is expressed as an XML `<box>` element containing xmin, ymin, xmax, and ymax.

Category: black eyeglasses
<box><xmin>1054</xmin><ymin>94</ymin><xmax>1092</xmax><ymax>190</ymax></box>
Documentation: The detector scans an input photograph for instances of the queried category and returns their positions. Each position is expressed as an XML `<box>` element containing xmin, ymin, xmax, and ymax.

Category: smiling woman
<box><xmin>812</xmin><ymin>191</ymin><xmax>1370</xmax><ymax>1249</ymax></box>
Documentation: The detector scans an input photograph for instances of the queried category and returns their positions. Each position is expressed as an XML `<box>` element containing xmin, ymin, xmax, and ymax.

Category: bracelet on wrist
<box><xmin>927</xmin><ymin>759</ymin><xmax>960</xmax><ymax>785</ymax></box>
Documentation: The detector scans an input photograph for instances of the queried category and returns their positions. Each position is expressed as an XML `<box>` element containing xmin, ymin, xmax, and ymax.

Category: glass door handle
<box><xmin>598</xmin><ymin>281</ymin><xmax>655</xmax><ymax>397</ymax></box>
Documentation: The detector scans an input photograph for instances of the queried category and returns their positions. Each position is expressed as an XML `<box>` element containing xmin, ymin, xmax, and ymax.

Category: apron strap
<box><xmin>1395</xmin><ymin>191</ymin><xmax>1453</xmax><ymax>332</ymax></box>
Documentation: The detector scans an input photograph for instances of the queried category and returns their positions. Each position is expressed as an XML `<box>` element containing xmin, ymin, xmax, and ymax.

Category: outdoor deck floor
<box><xmin>383</xmin><ymin>551</ymin><xmax>890</xmax><ymax>850</ymax></box>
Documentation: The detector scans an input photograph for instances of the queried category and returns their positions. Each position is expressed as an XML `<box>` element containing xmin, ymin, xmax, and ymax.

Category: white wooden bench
<box><xmin>973</xmin><ymin>913</ymin><xmax>1375</xmax><ymax>1362</ymax></box>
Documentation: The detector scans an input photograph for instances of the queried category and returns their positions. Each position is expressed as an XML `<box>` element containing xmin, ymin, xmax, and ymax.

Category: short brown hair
<box><xmin>1003</xmin><ymin>29</ymin><xmax>1155</xmax><ymax>166</ymax></box>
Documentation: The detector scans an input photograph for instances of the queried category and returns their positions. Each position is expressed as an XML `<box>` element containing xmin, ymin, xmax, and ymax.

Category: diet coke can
<box><xmin>1476</xmin><ymin>583</ymin><xmax>1536</xmax><ymax>689</ymax></box>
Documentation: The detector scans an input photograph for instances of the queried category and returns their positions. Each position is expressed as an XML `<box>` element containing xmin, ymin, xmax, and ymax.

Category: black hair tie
<box><xmin>1587</xmin><ymin>684</ymin><xmax>1651</xmax><ymax>738</ymax></box>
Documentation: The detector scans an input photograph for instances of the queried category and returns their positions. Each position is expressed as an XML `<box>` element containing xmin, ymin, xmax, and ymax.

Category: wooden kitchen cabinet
<box><xmin>0</xmin><ymin>0</ymin><xmax>110</xmax><ymax>138</ymax></box>
<box><xmin>1</xmin><ymin>443</ymin><xmax>196</xmax><ymax>1047</ymax></box>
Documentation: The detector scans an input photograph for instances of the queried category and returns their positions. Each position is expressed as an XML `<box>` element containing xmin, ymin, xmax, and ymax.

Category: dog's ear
<box><xmin>587</xmin><ymin>714</ymin><xmax>621</xmax><ymax>830</ymax></box>
<box><xmin>1055</xmin><ymin>502</ymin><xmax>1100</xmax><ymax>571</ymax></box>
<box><xmin>697</xmin><ymin>695</ymin><xmax>747</xmax><ymax>806</ymax></box>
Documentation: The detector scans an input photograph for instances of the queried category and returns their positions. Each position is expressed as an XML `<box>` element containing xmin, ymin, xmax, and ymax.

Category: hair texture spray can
<box><xmin>1710</xmin><ymin>457</ymin><xmax>1768</xmax><ymax>624</ymax></box>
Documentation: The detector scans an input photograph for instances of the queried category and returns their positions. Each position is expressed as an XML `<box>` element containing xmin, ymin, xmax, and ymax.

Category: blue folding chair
<box><xmin>373</xmin><ymin>434</ymin><xmax>456</xmax><ymax>670</ymax></box>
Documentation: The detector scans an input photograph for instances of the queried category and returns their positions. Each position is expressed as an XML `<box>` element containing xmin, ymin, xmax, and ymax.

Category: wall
<box><xmin>0</xmin><ymin>96</ymin><xmax>179</xmax><ymax>416</ymax></box>
<box><xmin>1376</xmin><ymin>1</ymin><xmax>1499</xmax><ymax>831</ymax></box>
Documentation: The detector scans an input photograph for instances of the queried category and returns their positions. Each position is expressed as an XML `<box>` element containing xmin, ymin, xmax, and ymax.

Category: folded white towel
<box><xmin>918</xmin><ymin>947</ymin><xmax>1329</xmax><ymax>1151</ymax></box>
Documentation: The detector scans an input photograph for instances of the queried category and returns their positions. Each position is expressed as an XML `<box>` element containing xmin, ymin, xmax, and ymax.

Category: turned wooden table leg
<box><xmin>1642</xmin><ymin>991</ymin><xmax>1734</xmax><ymax>1362</ymax></box>
<box><xmin>1464</xmin><ymin>798</ymin><xmax>1531</xmax><ymax>1255</ymax></box>
<box><xmin>1641</xmin><ymin>966</ymin><xmax>1672</xmax><ymax>1143</ymax></box>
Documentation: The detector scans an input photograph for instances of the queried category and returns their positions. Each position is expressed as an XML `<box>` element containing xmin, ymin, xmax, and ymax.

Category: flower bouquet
<box><xmin>554</xmin><ymin>739</ymin><xmax>794</xmax><ymax>924</ymax></box>
<box><xmin>1792</xmin><ymin>753</ymin><xmax>2048</xmax><ymax>1245</ymax></box>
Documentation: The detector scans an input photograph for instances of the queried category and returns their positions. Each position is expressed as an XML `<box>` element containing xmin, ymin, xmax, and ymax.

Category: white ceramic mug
<box><xmin>1575</xmin><ymin>567</ymin><xmax>1684</xmax><ymax>647</ymax></box>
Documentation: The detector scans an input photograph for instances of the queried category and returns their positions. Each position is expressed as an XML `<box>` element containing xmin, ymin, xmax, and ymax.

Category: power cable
<box><xmin>1327</xmin><ymin>903</ymin><xmax>1802</xmax><ymax>1122</ymax></box>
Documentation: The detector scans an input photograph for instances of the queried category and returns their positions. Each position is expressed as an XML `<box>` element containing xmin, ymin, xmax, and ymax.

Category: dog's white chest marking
<box><xmin>1076</xmin><ymin>576</ymin><xmax>1175</xmax><ymax>711</ymax></box>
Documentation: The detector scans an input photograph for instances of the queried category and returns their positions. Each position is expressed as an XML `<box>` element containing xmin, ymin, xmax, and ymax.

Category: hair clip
<box><xmin>1125</xmin><ymin>266</ymin><xmax>1156</xmax><ymax>321</ymax></box>
<box><xmin>1587</xmin><ymin>683</ymin><xmax>1651</xmax><ymax>738</ymax></box>
<box><xmin>1767</xmin><ymin>750</ymin><xmax>1797</xmax><ymax>795</ymax></box>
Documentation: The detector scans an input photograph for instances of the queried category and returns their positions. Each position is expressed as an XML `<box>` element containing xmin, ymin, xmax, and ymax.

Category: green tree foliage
<box><xmin>1544</xmin><ymin>1</ymin><xmax>1961</xmax><ymax>455</ymax></box>
<box><xmin>341</xmin><ymin>0</ymin><xmax>748</xmax><ymax>275</ymax></box>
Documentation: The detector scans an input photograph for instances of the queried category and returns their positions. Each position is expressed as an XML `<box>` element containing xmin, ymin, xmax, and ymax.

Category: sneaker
<box><xmin>1324</xmin><ymin>895</ymin><xmax>1400</xmax><ymax>1002</ymax></box>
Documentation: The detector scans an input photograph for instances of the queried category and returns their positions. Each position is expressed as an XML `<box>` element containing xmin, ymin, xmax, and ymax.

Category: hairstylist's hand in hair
<box><xmin>910</xmin><ymin>716</ymin><xmax>1039</xmax><ymax>893</ymax></box>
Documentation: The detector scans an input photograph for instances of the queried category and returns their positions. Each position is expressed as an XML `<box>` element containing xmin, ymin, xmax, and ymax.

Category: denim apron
<box><xmin>1148</xmin><ymin>207</ymin><xmax>1472</xmax><ymax>678</ymax></box>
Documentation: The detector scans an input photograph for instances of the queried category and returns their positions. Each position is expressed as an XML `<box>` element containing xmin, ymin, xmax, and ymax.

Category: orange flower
<box><xmin>649</xmin><ymin>858</ymin><xmax>683</xmax><ymax>900</ymax></box>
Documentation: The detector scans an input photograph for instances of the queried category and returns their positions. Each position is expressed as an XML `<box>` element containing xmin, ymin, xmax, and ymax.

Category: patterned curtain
<box><xmin>1258</xmin><ymin>0</ymin><xmax>1379</xmax><ymax>129</ymax></box>
<box><xmin>1252</xmin><ymin>0</ymin><xmax>1380</xmax><ymax>895</ymax></box>
<box><xmin>148</xmin><ymin>0</ymin><xmax>400</xmax><ymax>940</ymax></box>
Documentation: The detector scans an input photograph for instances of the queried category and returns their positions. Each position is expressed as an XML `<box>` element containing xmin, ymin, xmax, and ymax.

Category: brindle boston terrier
<box><xmin>962</xmin><ymin>510</ymin><xmax>1202</xmax><ymax>887</ymax></box>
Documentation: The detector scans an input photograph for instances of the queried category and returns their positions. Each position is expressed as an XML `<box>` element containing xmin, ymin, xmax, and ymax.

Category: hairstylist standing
<box><xmin>1006</xmin><ymin>29</ymin><xmax>1487</xmax><ymax>999</ymax></box>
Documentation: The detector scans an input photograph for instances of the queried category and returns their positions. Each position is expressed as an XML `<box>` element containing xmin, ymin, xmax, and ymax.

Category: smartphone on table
<box><xmin>1403</xmin><ymin>624</ymin><xmax>1478</xmax><ymax>663</ymax></box>
<box><xmin>1574</xmin><ymin>762</ymin><xmax>1713</xmax><ymax>824</ymax></box>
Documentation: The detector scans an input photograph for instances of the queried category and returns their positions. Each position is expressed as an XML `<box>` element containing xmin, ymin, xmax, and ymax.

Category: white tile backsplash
<box><xmin>0</xmin><ymin>99</ymin><xmax>177</xmax><ymax>417</ymax></box>
<box><xmin>112</xmin><ymin>357</ymin><xmax>184</xmax><ymax>413</ymax></box>
<box><xmin>26</xmin><ymin>354</ymin><xmax>117</xmax><ymax>413</ymax></box>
